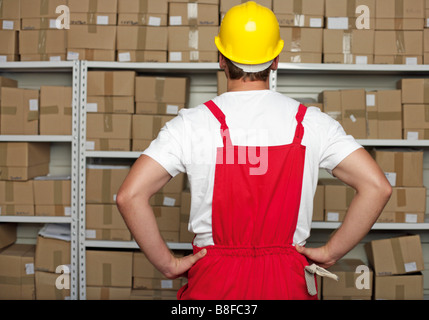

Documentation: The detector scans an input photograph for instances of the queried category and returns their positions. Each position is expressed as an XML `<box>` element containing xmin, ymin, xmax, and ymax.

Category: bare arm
<box><xmin>296</xmin><ymin>148</ymin><xmax>392</xmax><ymax>268</ymax></box>
<box><xmin>116</xmin><ymin>155</ymin><xmax>206</xmax><ymax>279</ymax></box>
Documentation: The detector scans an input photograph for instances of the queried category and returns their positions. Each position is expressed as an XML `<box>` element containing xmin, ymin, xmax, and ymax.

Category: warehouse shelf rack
<box><xmin>0</xmin><ymin>60</ymin><xmax>81</xmax><ymax>300</ymax></box>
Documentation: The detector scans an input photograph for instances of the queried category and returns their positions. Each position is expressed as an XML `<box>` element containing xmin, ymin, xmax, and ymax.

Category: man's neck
<box><xmin>227</xmin><ymin>78</ymin><xmax>270</xmax><ymax>92</ymax></box>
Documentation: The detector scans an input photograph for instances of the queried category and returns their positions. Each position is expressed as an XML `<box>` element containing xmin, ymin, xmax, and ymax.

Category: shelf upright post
<box><xmin>270</xmin><ymin>69</ymin><xmax>277</xmax><ymax>91</ymax></box>
<box><xmin>78</xmin><ymin>60</ymin><xmax>88</xmax><ymax>300</ymax></box>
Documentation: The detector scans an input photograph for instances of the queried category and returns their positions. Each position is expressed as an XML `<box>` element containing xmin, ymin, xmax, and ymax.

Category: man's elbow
<box><xmin>371</xmin><ymin>176</ymin><xmax>393</xmax><ymax>203</ymax></box>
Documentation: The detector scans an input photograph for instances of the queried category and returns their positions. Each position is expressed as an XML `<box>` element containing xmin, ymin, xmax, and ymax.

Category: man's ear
<box><xmin>270</xmin><ymin>56</ymin><xmax>280</xmax><ymax>71</ymax></box>
<box><xmin>219</xmin><ymin>53</ymin><xmax>227</xmax><ymax>70</ymax></box>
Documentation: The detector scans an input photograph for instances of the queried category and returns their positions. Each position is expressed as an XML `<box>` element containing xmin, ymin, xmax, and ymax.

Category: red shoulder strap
<box><xmin>204</xmin><ymin>100</ymin><xmax>232</xmax><ymax>147</ymax></box>
<box><xmin>293</xmin><ymin>104</ymin><xmax>307</xmax><ymax>145</ymax></box>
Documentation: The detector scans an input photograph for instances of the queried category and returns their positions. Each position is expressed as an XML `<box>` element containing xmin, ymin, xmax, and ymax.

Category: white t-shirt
<box><xmin>143</xmin><ymin>90</ymin><xmax>362</xmax><ymax>247</ymax></box>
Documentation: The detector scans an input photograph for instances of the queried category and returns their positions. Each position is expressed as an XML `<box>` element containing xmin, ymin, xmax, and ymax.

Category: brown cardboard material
<box><xmin>132</xmin><ymin>114</ymin><xmax>175</xmax><ymax>140</ymax></box>
<box><xmin>0</xmin><ymin>223</ymin><xmax>17</xmax><ymax>250</ymax></box>
<box><xmin>116</xmin><ymin>26</ymin><xmax>168</xmax><ymax>50</ymax></box>
<box><xmin>19</xmin><ymin>30</ymin><xmax>66</xmax><ymax>55</ymax></box>
<box><xmin>323</xmin><ymin>180</ymin><xmax>355</xmax><ymax>220</ymax></box>
<box><xmin>118</xmin><ymin>0</ymin><xmax>169</xmax><ymax>14</ymax></box>
<box><xmin>375</xmin><ymin>0</ymin><xmax>424</xmax><ymax>19</ymax></box>
<box><xmin>86</xmin><ymin>165</ymin><xmax>130</xmax><ymax>204</ymax></box>
<box><xmin>67</xmin><ymin>48</ymin><xmax>116</xmax><ymax>62</ymax></box>
<box><xmin>0</xmin><ymin>142</ymin><xmax>50</xmax><ymax>167</ymax></box>
<box><xmin>168</xmin><ymin>50</ymin><xmax>218</xmax><ymax>62</ymax></box>
<box><xmin>1</xmin><ymin>87</ymin><xmax>39</xmax><ymax>135</ymax></box>
<box><xmin>70</xmin><ymin>13</ymin><xmax>118</xmax><ymax>26</ymax></box>
<box><xmin>0</xmin><ymin>180</ymin><xmax>34</xmax><ymax>205</ymax></box>
<box><xmin>68</xmin><ymin>0</ymin><xmax>118</xmax><ymax>13</ymax></box>
<box><xmin>0</xmin><ymin>31</ymin><xmax>18</xmax><ymax>56</ymax></box>
<box><xmin>162</xmin><ymin>173</ymin><xmax>186</xmax><ymax>194</ymax></box>
<box><xmin>377</xmin><ymin>90</ymin><xmax>402</xmax><ymax>139</ymax></box>
<box><xmin>0</xmin><ymin>244</ymin><xmax>35</xmax><ymax>300</ymax></box>
<box><xmin>87</xmin><ymin>71</ymin><xmax>136</xmax><ymax>96</ymax></box>
<box><xmin>132</xmin><ymin>139</ymin><xmax>151</xmax><ymax>152</ymax></box>
<box><xmin>21</xmin><ymin>17</ymin><xmax>64</xmax><ymax>30</ymax></box>
<box><xmin>323</xmin><ymin>29</ymin><xmax>375</xmax><ymax>55</ymax></box>
<box><xmin>374</xmin><ymin>55</ymin><xmax>422</xmax><ymax>65</ymax></box>
<box><xmin>67</xmin><ymin>25</ymin><xmax>117</xmax><ymax>50</ymax></box>
<box><xmin>40</xmin><ymin>86</ymin><xmax>72</xmax><ymax>135</ymax></box>
<box><xmin>365</xmin><ymin>235</ymin><xmax>424</xmax><ymax>276</ymax></box>
<box><xmin>86</xmin><ymin>250</ymin><xmax>133</xmax><ymax>287</ymax></box>
<box><xmin>273</xmin><ymin>0</ymin><xmax>324</xmax><ymax>27</ymax></box>
<box><xmin>133</xmin><ymin>277</ymin><xmax>182</xmax><ymax>290</ymax></box>
<box><xmin>221</xmin><ymin>0</ymin><xmax>270</xmax><ymax>12</ymax></box>
<box><xmin>33</xmin><ymin>178</ymin><xmax>71</xmax><ymax>206</ymax></box>
<box><xmin>180</xmin><ymin>189</ymin><xmax>194</xmax><ymax>243</ymax></box>
<box><xmin>374</xmin><ymin>273</ymin><xmax>423</xmax><ymax>300</ymax></box>
<box><xmin>153</xmin><ymin>206</ymin><xmax>180</xmax><ymax>237</ymax></box>
<box><xmin>85</xmin><ymin>138</ymin><xmax>131</xmax><ymax>152</ymax></box>
<box><xmin>20</xmin><ymin>54</ymin><xmax>67</xmax><ymax>62</ymax></box>
<box><xmin>323</xmin><ymin>259</ymin><xmax>373</xmax><ymax>299</ymax></box>
<box><xmin>135</xmin><ymin>102</ymin><xmax>185</xmax><ymax>115</ymax></box>
<box><xmin>320</xmin><ymin>90</ymin><xmax>342</xmax><ymax>122</ymax></box>
<box><xmin>383</xmin><ymin>187</ymin><xmax>426</xmax><ymax>213</ymax></box>
<box><xmin>86</xmin><ymin>229</ymin><xmax>132</xmax><ymax>241</ymax></box>
<box><xmin>366</xmin><ymin>91</ymin><xmax>378</xmax><ymax>139</ymax></box>
<box><xmin>117</xmin><ymin>13</ymin><xmax>168</xmax><ymax>26</ymax></box>
<box><xmin>0</xmin><ymin>204</ymin><xmax>34</xmax><ymax>216</ymax></box>
<box><xmin>375</xmin><ymin>18</ymin><xmax>424</xmax><ymax>30</ymax></box>
<box><xmin>217</xmin><ymin>71</ymin><xmax>227</xmax><ymax>95</ymax></box>
<box><xmin>35</xmin><ymin>271</ymin><xmax>70</xmax><ymax>300</ymax></box>
<box><xmin>404</xmin><ymin>128</ymin><xmax>429</xmax><ymax>140</ymax></box>
<box><xmin>403</xmin><ymin>105</ymin><xmax>429</xmax><ymax>129</ymax></box>
<box><xmin>168</xmin><ymin>26</ymin><xmax>218</xmax><ymax>52</ymax></box>
<box><xmin>135</xmin><ymin>76</ymin><xmax>189</xmax><ymax>103</ymax></box>
<box><xmin>281</xmin><ymin>27</ymin><xmax>323</xmax><ymax>53</ymax></box>
<box><xmin>86</xmin><ymin>204</ymin><xmax>128</xmax><ymax>230</ymax></box>
<box><xmin>323</xmin><ymin>54</ymin><xmax>373</xmax><ymax>64</ymax></box>
<box><xmin>371</xmin><ymin>149</ymin><xmax>423</xmax><ymax>187</ymax></box>
<box><xmin>35</xmin><ymin>236</ymin><xmax>70</xmax><ymax>273</ymax></box>
<box><xmin>374</xmin><ymin>31</ymin><xmax>423</xmax><ymax>56</ymax></box>
<box><xmin>20</xmin><ymin>0</ymin><xmax>64</xmax><ymax>18</ymax></box>
<box><xmin>376</xmin><ymin>211</ymin><xmax>426</xmax><ymax>223</ymax></box>
<box><xmin>35</xmin><ymin>205</ymin><xmax>71</xmax><ymax>217</ymax></box>
<box><xmin>150</xmin><ymin>192</ymin><xmax>182</xmax><ymax>207</ymax></box>
<box><xmin>116</xmin><ymin>50</ymin><xmax>167</xmax><ymax>62</ymax></box>
<box><xmin>86</xmin><ymin>286</ymin><xmax>131</xmax><ymax>300</ymax></box>
<box><xmin>325</xmin><ymin>0</ymin><xmax>375</xmax><ymax>29</ymax></box>
<box><xmin>0</xmin><ymin>0</ymin><xmax>20</xmax><ymax>20</ymax></box>
<box><xmin>86</xmin><ymin>114</ymin><xmax>132</xmax><ymax>139</ymax></box>
<box><xmin>312</xmin><ymin>185</ymin><xmax>324</xmax><ymax>221</ymax></box>
<box><xmin>169</xmin><ymin>3</ymin><xmax>219</xmax><ymax>26</ymax></box>
<box><xmin>398</xmin><ymin>79</ymin><xmax>429</xmax><ymax>104</ymax></box>
<box><xmin>341</xmin><ymin>89</ymin><xmax>367</xmax><ymax>139</ymax></box>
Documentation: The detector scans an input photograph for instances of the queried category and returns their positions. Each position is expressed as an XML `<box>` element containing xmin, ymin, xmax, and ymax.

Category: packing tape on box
<box><xmin>54</xmin><ymin>180</ymin><xmax>62</xmax><ymax>205</ymax></box>
<box><xmin>5</xmin><ymin>204</ymin><xmax>14</xmax><ymax>214</ymax></box>
<box><xmin>292</xmin><ymin>0</ymin><xmax>304</xmax><ymax>26</ymax></box>
<box><xmin>344</xmin><ymin>109</ymin><xmax>366</xmax><ymax>122</ymax></box>
<box><xmin>0</xmin><ymin>1</ymin><xmax>4</xmax><ymax>18</ymax></box>
<box><xmin>395</xmin><ymin>31</ymin><xmax>406</xmax><ymax>54</ymax></box>
<box><xmin>0</xmin><ymin>144</ymin><xmax>7</xmax><ymax>165</ymax></box>
<box><xmin>27</xmin><ymin>110</ymin><xmax>39</xmax><ymax>122</ymax></box>
<box><xmin>102</xmin><ymin>229</ymin><xmax>111</xmax><ymax>239</ymax></box>
<box><xmin>395</xmin><ymin>0</ymin><xmax>404</xmax><ymax>18</ymax></box>
<box><xmin>53</xmin><ymin>250</ymin><xmax>62</xmax><ymax>271</ymax></box>
<box><xmin>188</xmin><ymin>3</ymin><xmax>198</xmax><ymax>25</ymax></box>
<box><xmin>424</xmin><ymin>80</ymin><xmax>429</xmax><ymax>103</ymax></box>
<box><xmin>102</xmin><ymin>170</ymin><xmax>111</xmax><ymax>203</ymax></box>
<box><xmin>102</xmin><ymin>263</ymin><xmax>112</xmax><ymax>286</ymax></box>
<box><xmin>347</xmin><ymin>0</ymin><xmax>356</xmax><ymax>19</ymax></box>
<box><xmin>40</xmin><ymin>0</ymin><xmax>49</xmax><ymax>16</ymax></box>
<box><xmin>153</xmin><ymin>116</ymin><xmax>163</xmax><ymax>139</ymax></box>
<box><xmin>291</xmin><ymin>28</ymin><xmax>301</xmax><ymax>52</ymax></box>
<box><xmin>367</xmin><ymin>110</ymin><xmax>378</xmax><ymax>120</ymax></box>
<box><xmin>40</xmin><ymin>105</ymin><xmax>59</xmax><ymax>115</ymax></box>
<box><xmin>397</xmin><ymin>188</ymin><xmax>406</xmax><ymax>208</ymax></box>
<box><xmin>100</xmin><ymin>287</ymin><xmax>110</xmax><ymax>300</ymax></box>
<box><xmin>155</xmin><ymin>78</ymin><xmax>165</xmax><ymax>102</ymax></box>
<box><xmin>189</xmin><ymin>26</ymin><xmax>199</xmax><ymax>50</ymax></box>
<box><xmin>103</xmin><ymin>114</ymin><xmax>113</xmax><ymax>133</ymax></box>
<box><xmin>378</xmin><ymin>111</ymin><xmax>402</xmax><ymax>121</ymax></box>
<box><xmin>38</xmin><ymin>30</ymin><xmax>47</xmax><ymax>54</ymax></box>
<box><xmin>104</xmin><ymin>96</ymin><xmax>114</xmax><ymax>113</ymax></box>
<box><xmin>104</xmin><ymin>72</ymin><xmax>114</xmax><ymax>96</ymax></box>
<box><xmin>100</xmin><ymin>138</ymin><xmax>109</xmax><ymax>151</ymax></box>
<box><xmin>391</xmin><ymin>237</ymin><xmax>405</xmax><ymax>273</ymax></box>
<box><xmin>395</xmin><ymin>285</ymin><xmax>405</xmax><ymax>300</ymax></box>
<box><xmin>103</xmin><ymin>205</ymin><xmax>113</xmax><ymax>225</ymax></box>
<box><xmin>343</xmin><ymin>54</ymin><xmax>354</xmax><ymax>64</ymax></box>
<box><xmin>342</xmin><ymin>32</ymin><xmax>352</xmax><ymax>55</ymax></box>
<box><xmin>0</xmin><ymin>275</ymin><xmax>21</xmax><ymax>285</ymax></box>
<box><xmin>87</xmin><ymin>14</ymin><xmax>97</xmax><ymax>33</ymax></box>
<box><xmin>424</xmin><ymin>129</ymin><xmax>429</xmax><ymax>140</ymax></box>
<box><xmin>88</xmin><ymin>0</ymin><xmax>98</xmax><ymax>13</ymax></box>
<box><xmin>190</xmin><ymin>51</ymin><xmax>199</xmax><ymax>62</ymax></box>
<box><xmin>394</xmin><ymin>153</ymin><xmax>404</xmax><ymax>186</ymax></box>
<box><xmin>1</xmin><ymin>106</ymin><xmax>17</xmax><ymax>115</ymax></box>
<box><xmin>5</xmin><ymin>181</ymin><xmax>13</xmax><ymax>202</ymax></box>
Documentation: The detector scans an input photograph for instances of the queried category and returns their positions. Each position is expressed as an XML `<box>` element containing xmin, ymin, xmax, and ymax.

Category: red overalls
<box><xmin>177</xmin><ymin>100</ymin><xmax>317</xmax><ymax>300</ymax></box>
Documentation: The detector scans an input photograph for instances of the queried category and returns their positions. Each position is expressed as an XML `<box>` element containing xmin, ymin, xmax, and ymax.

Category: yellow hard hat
<box><xmin>215</xmin><ymin>1</ymin><xmax>284</xmax><ymax>68</ymax></box>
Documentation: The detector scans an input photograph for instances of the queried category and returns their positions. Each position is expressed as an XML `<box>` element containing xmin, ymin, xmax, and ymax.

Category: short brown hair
<box><xmin>224</xmin><ymin>56</ymin><xmax>272</xmax><ymax>82</ymax></box>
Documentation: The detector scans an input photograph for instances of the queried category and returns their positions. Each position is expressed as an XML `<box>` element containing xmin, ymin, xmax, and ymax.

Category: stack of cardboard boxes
<box><xmin>0</xmin><ymin>0</ymin><xmax>19</xmax><ymax>61</ymax></box>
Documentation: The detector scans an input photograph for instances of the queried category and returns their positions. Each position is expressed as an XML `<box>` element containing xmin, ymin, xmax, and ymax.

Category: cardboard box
<box><xmin>375</xmin><ymin>0</ymin><xmax>424</xmax><ymax>29</ymax></box>
<box><xmin>116</xmin><ymin>26</ymin><xmax>168</xmax><ymax>51</ymax></box>
<box><xmin>320</xmin><ymin>90</ymin><xmax>342</xmax><ymax>122</ymax></box>
<box><xmin>374</xmin><ymin>273</ymin><xmax>423</xmax><ymax>300</ymax></box>
<box><xmin>217</xmin><ymin>71</ymin><xmax>227</xmax><ymax>95</ymax></box>
<box><xmin>273</xmin><ymin>0</ymin><xmax>324</xmax><ymax>28</ymax></box>
<box><xmin>35</xmin><ymin>205</ymin><xmax>71</xmax><ymax>217</ymax></box>
<box><xmin>86</xmin><ymin>286</ymin><xmax>131</xmax><ymax>300</ymax></box>
<box><xmin>404</xmin><ymin>128</ymin><xmax>429</xmax><ymax>140</ymax></box>
<box><xmin>153</xmin><ymin>206</ymin><xmax>180</xmax><ymax>242</ymax></box>
<box><xmin>180</xmin><ymin>189</ymin><xmax>194</xmax><ymax>243</ymax></box>
<box><xmin>374</xmin><ymin>55</ymin><xmax>422</xmax><ymax>65</ymax></box>
<box><xmin>40</xmin><ymin>86</ymin><xmax>72</xmax><ymax>135</ymax></box>
<box><xmin>86</xmin><ymin>165</ymin><xmax>130</xmax><ymax>204</ymax></box>
<box><xmin>150</xmin><ymin>193</ymin><xmax>182</xmax><ymax>207</ymax></box>
<box><xmin>341</xmin><ymin>89</ymin><xmax>367</xmax><ymax>139</ymax></box>
<box><xmin>133</xmin><ymin>277</ymin><xmax>182</xmax><ymax>290</ymax></box>
<box><xmin>67</xmin><ymin>25</ymin><xmax>117</xmax><ymax>50</ymax></box>
<box><xmin>323</xmin><ymin>29</ymin><xmax>375</xmax><ymax>56</ymax></box>
<box><xmin>281</xmin><ymin>27</ymin><xmax>323</xmax><ymax>53</ymax></box>
<box><xmin>1</xmin><ymin>87</ymin><xmax>39</xmax><ymax>135</ymax></box>
<box><xmin>372</xmin><ymin>90</ymin><xmax>402</xmax><ymax>139</ymax></box>
<box><xmin>117</xmin><ymin>50</ymin><xmax>167</xmax><ymax>62</ymax></box>
<box><xmin>0</xmin><ymin>30</ymin><xmax>18</xmax><ymax>58</ymax></box>
<box><xmin>374</xmin><ymin>31</ymin><xmax>423</xmax><ymax>56</ymax></box>
<box><xmin>168</xmin><ymin>50</ymin><xmax>218</xmax><ymax>62</ymax></box>
<box><xmin>20</xmin><ymin>0</ymin><xmax>64</xmax><ymax>18</ymax></box>
<box><xmin>135</xmin><ymin>76</ymin><xmax>189</xmax><ymax>104</ymax></box>
<box><xmin>376</xmin><ymin>211</ymin><xmax>426</xmax><ymax>223</ymax></box>
<box><xmin>132</xmin><ymin>114</ymin><xmax>175</xmax><ymax>140</ymax></box>
<box><xmin>35</xmin><ymin>236</ymin><xmax>70</xmax><ymax>273</ymax></box>
<box><xmin>68</xmin><ymin>0</ymin><xmax>118</xmax><ymax>14</ymax></box>
<box><xmin>323</xmin><ymin>259</ymin><xmax>373</xmax><ymax>299</ymax></box>
<box><xmin>0</xmin><ymin>244</ymin><xmax>35</xmax><ymax>300</ymax></box>
<box><xmin>19</xmin><ymin>30</ymin><xmax>66</xmax><ymax>55</ymax></box>
<box><xmin>169</xmin><ymin>3</ymin><xmax>219</xmax><ymax>26</ymax></box>
<box><xmin>375</xmin><ymin>18</ymin><xmax>424</xmax><ymax>30</ymax></box>
<box><xmin>398</xmin><ymin>79</ymin><xmax>429</xmax><ymax>104</ymax></box>
<box><xmin>20</xmin><ymin>54</ymin><xmax>67</xmax><ymax>62</ymax></box>
<box><xmin>85</xmin><ymin>138</ymin><xmax>131</xmax><ymax>152</ymax></box>
<box><xmin>135</xmin><ymin>102</ymin><xmax>185</xmax><ymax>115</ymax></box>
<box><xmin>325</xmin><ymin>0</ymin><xmax>375</xmax><ymax>30</ymax></box>
<box><xmin>117</xmin><ymin>13</ymin><xmax>168</xmax><ymax>26</ymax></box>
<box><xmin>86</xmin><ymin>229</ymin><xmax>132</xmax><ymax>241</ymax></box>
<box><xmin>403</xmin><ymin>104</ymin><xmax>429</xmax><ymax>130</ymax></box>
<box><xmin>0</xmin><ymin>204</ymin><xmax>34</xmax><ymax>216</ymax></box>
<box><xmin>35</xmin><ymin>271</ymin><xmax>70</xmax><ymax>300</ymax></box>
<box><xmin>0</xmin><ymin>0</ymin><xmax>20</xmax><ymax>21</ymax></box>
<box><xmin>130</xmin><ymin>289</ymin><xmax>178</xmax><ymax>300</ymax></box>
<box><xmin>323</xmin><ymin>180</ymin><xmax>355</xmax><ymax>222</ymax></box>
<box><xmin>313</xmin><ymin>184</ymin><xmax>324</xmax><ymax>221</ymax></box>
<box><xmin>66</xmin><ymin>48</ymin><xmax>116</xmax><ymax>62</ymax></box>
<box><xmin>371</xmin><ymin>149</ymin><xmax>423</xmax><ymax>187</ymax></box>
<box><xmin>0</xmin><ymin>76</ymin><xmax>18</xmax><ymax>93</ymax></box>
<box><xmin>118</xmin><ymin>0</ymin><xmax>169</xmax><ymax>14</ymax></box>
<box><xmin>87</xmin><ymin>71</ymin><xmax>136</xmax><ymax>97</ymax></box>
<box><xmin>168</xmin><ymin>26</ymin><xmax>218</xmax><ymax>52</ymax></box>
<box><xmin>86</xmin><ymin>114</ymin><xmax>132</xmax><ymax>139</ymax></box>
<box><xmin>383</xmin><ymin>187</ymin><xmax>426</xmax><ymax>213</ymax></box>
<box><xmin>0</xmin><ymin>180</ymin><xmax>34</xmax><ymax>205</ymax></box>
<box><xmin>86</xmin><ymin>204</ymin><xmax>128</xmax><ymax>231</ymax></box>
<box><xmin>70</xmin><ymin>13</ymin><xmax>117</xmax><ymax>26</ymax></box>
<box><xmin>21</xmin><ymin>17</ymin><xmax>63</xmax><ymax>30</ymax></box>
<box><xmin>86</xmin><ymin>250</ymin><xmax>133</xmax><ymax>287</ymax></box>
<box><xmin>365</xmin><ymin>234</ymin><xmax>424</xmax><ymax>276</ymax></box>
<box><xmin>33</xmin><ymin>178</ymin><xmax>71</xmax><ymax>206</ymax></box>
<box><xmin>0</xmin><ymin>223</ymin><xmax>17</xmax><ymax>250</ymax></box>
<box><xmin>132</xmin><ymin>139</ymin><xmax>152</xmax><ymax>152</ymax></box>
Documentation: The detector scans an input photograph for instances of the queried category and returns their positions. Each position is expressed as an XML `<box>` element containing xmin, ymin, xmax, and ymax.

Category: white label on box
<box><xmin>49</xmin><ymin>56</ymin><xmax>61</xmax><ymax>61</ymax></box>
<box><xmin>148</xmin><ymin>16</ymin><xmax>161</xmax><ymax>26</ymax></box>
<box><xmin>427</xmin><ymin>18</ymin><xmax>429</xmax><ymax>27</ymax></box>
<box><xmin>366</xmin><ymin>94</ymin><xmax>375</xmax><ymax>107</ymax></box>
<box><xmin>64</xmin><ymin>206</ymin><xmax>71</xmax><ymax>216</ymax></box>
<box><xmin>163</xmin><ymin>196</ymin><xmax>176</xmax><ymax>206</ymax></box>
<box><xmin>0</xmin><ymin>56</ymin><xmax>7</xmax><ymax>62</ymax></box>
<box><xmin>86</xmin><ymin>103</ymin><xmax>98</xmax><ymax>112</ymax></box>
<box><xmin>2</xmin><ymin>20</ymin><xmax>14</xmax><ymax>30</ymax></box>
<box><xmin>404</xmin><ymin>262</ymin><xmax>417</xmax><ymax>273</ymax></box>
<box><xmin>113</xmin><ymin>194</ymin><xmax>117</xmax><ymax>202</ymax></box>
<box><xmin>326</xmin><ymin>212</ymin><xmax>339</xmax><ymax>221</ymax></box>
<box><xmin>86</xmin><ymin>229</ymin><xmax>96</xmax><ymax>239</ymax></box>
<box><xmin>118</xmin><ymin>52</ymin><xmax>131</xmax><ymax>62</ymax></box>
<box><xmin>349</xmin><ymin>114</ymin><xmax>357</xmax><ymax>123</ymax></box>
<box><xmin>327</xmin><ymin>17</ymin><xmax>349</xmax><ymax>29</ymax></box>
<box><xmin>405</xmin><ymin>57</ymin><xmax>418</xmax><ymax>65</ymax></box>
<box><xmin>170</xmin><ymin>16</ymin><xmax>182</xmax><ymax>25</ymax></box>
<box><xmin>384</xmin><ymin>172</ymin><xmax>396</xmax><ymax>187</ymax></box>
<box><xmin>166</xmin><ymin>105</ymin><xmax>179</xmax><ymax>115</ymax></box>
<box><xmin>406</xmin><ymin>131</ymin><xmax>419</xmax><ymax>140</ymax></box>
<box><xmin>309</xmin><ymin>18</ymin><xmax>322</xmax><ymax>28</ymax></box>
<box><xmin>25</xmin><ymin>263</ymin><xmax>35</xmax><ymax>275</ymax></box>
<box><xmin>161</xmin><ymin>280</ymin><xmax>173</xmax><ymax>289</ymax></box>
<box><xmin>85</xmin><ymin>140</ymin><xmax>95</xmax><ymax>150</ymax></box>
<box><xmin>29</xmin><ymin>99</ymin><xmax>39</xmax><ymax>111</ymax></box>
<box><xmin>67</xmin><ymin>51</ymin><xmax>79</xmax><ymax>61</ymax></box>
<box><xmin>169</xmin><ymin>52</ymin><xmax>182</xmax><ymax>62</ymax></box>
<box><xmin>97</xmin><ymin>16</ymin><xmax>109</xmax><ymax>25</ymax></box>
<box><xmin>405</xmin><ymin>213</ymin><xmax>418</xmax><ymax>223</ymax></box>
<box><xmin>355</xmin><ymin>56</ymin><xmax>368</xmax><ymax>65</ymax></box>
<box><xmin>49</xmin><ymin>19</ymin><xmax>57</xmax><ymax>28</ymax></box>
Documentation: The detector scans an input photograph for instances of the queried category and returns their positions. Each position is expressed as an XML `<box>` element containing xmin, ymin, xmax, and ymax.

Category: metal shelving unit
<box><xmin>0</xmin><ymin>60</ymin><xmax>81</xmax><ymax>300</ymax></box>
